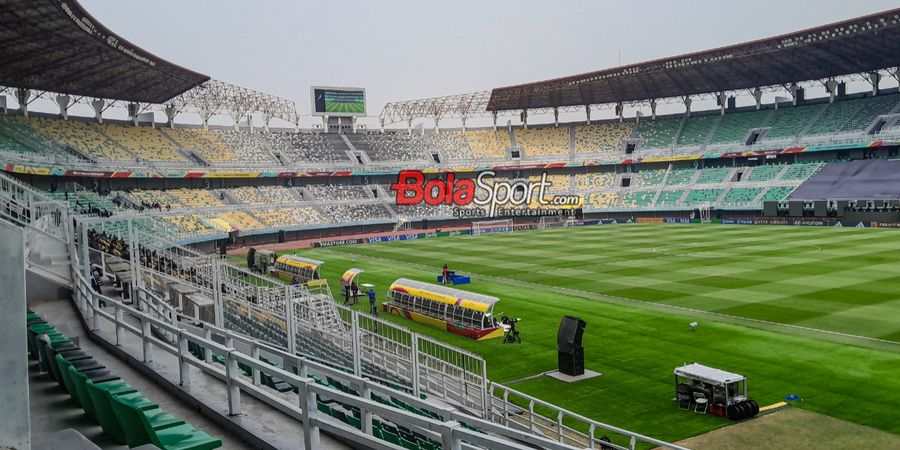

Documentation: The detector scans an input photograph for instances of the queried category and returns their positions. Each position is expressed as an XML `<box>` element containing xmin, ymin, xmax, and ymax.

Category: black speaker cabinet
<box><xmin>788</xmin><ymin>201</ymin><xmax>803</xmax><ymax>217</ymax></box>
<box><xmin>813</xmin><ymin>201</ymin><xmax>827</xmax><ymax>217</ymax></box>
<box><xmin>763</xmin><ymin>201</ymin><xmax>778</xmax><ymax>217</ymax></box>
<box><xmin>558</xmin><ymin>347</ymin><xmax>585</xmax><ymax>376</ymax></box>
<box><xmin>557</xmin><ymin>316</ymin><xmax>586</xmax><ymax>354</ymax></box>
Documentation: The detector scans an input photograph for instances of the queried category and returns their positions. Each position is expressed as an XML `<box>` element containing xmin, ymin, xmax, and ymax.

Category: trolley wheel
<box><xmin>726</xmin><ymin>404</ymin><xmax>741</xmax><ymax>421</ymax></box>
<box><xmin>748</xmin><ymin>399</ymin><xmax>760</xmax><ymax>417</ymax></box>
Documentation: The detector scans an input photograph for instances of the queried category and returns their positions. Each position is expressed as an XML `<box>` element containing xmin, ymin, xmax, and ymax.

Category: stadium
<box><xmin>4</xmin><ymin>1</ymin><xmax>900</xmax><ymax>449</ymax></box>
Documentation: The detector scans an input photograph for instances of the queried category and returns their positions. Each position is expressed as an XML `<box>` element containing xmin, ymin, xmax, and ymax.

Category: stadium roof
<box><xmin>487</xmin><ymin>8</ymin><xmax>900</xmax><ymax>112</ymax></box>
<box><xmin>0</xmin><ymin>0</ymin><xmax>210</xmax><ymax>104</ymax></box>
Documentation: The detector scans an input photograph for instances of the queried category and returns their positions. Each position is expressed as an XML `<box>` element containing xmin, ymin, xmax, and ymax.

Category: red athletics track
<box><xmin>226</xmin><ymin>225</ymin><xmax>471</xmax><ymax>255</ymax></box>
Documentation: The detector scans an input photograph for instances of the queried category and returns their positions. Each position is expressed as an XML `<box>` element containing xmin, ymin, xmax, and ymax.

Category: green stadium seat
<box><xmin>67</xmin><ymin>365</ymin><xmax>121</xmax><ymax>422</ymax></box>
<box><xmin>110</xmin><ymin>393</ymin><xmax>192</xmax><ymax>448</ymax></box>
<box><xmin>85</xmin><ymin>380</ymin><xmax>140</xmax><ymax>445</ymax></box>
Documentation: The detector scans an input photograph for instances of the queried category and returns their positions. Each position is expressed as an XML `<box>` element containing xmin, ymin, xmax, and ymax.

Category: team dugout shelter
<box><xmin>270</xmin><ymin>255</ymin><xmax>323</xmax><ymax>284</ymax></box>
<box><xmin>384</xmin><ymin>278</ymin><xmax>504</xmax><ymax>340</ymax></box>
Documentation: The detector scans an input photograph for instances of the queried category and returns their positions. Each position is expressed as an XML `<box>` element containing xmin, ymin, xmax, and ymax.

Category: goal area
<box><xmin>537</xmin><ymin>215</ymin><xmax>580</xmax><ymax>230</ymax></box>
<box><xmin>471</xmin><ymin>219</ymin><xmax>514</xmax><ymax>236</ymax></box>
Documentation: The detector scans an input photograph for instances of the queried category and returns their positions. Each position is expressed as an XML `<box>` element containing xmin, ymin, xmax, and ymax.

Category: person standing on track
<box><xmin>368</xmin><ymin>287</ymin><xmax>378</xmax><ymax>316</ymax></box>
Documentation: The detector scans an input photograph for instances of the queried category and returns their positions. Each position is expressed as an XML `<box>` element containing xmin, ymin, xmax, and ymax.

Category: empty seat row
<box><xmin>26</xmin><ymin>310</ymin><xmax>222</xmax><ymax>450</ymax></box>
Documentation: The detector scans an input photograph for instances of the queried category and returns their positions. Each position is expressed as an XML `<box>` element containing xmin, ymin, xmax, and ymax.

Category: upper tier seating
<box><xmin>264</xmin><ymin>131</ymin><xmax>351</xmax><ymax>163</ymax></box>
<box><xmin>574</xmin><ymin>122</ymin><xmax>632</xmax><ymax>154</ymax></box>
<box><xmin>528</xmin><ymin>174</ymin><xmax>571</xmax><ymax>192</ymax></box>
<box><xmin>348</xmin><ymin>132</ymin><xmax>430</xmax><ymax>162</ymax></box>
<box><xmin>807</xmin><ymin>94</ymin><xmax>900</xmax><ymax>135</ymax></box>
<box><xmin>101</xmin><ymin>123</ymin><xmax>187</xmax><ymax>162</ymax></box>
<box><xmin>253</xmin><ymin>207</ymin><xmax>324</xmax><ymax>228</ymax></box>
<box><xmin>227</xmin><ymin>186</ymin><xmax>299</xmax><ymax>204</ymax></box>
<box><xmin>676</xmin><ymin>115</ymin><xmax>717</xmax><ymax>147</ymax></box>
<box><xmin>0</xmin><ymin>115</ymin><xmax>63</xmax><ymax>156</ymax></box>
<box><xmin>637</xmin><ymin>117</ymin><xmax>681</xmax><ymax>149</ymax></box>
<box><xmin>574</xmin><ymin>172</ymin><xmax>615</xmax><ymax>191</ymax></box>
<box><xmin>319</xmin><ymin>203</ymin><xmax>392</xmax><ymax>223</ymax></box>
<box><xmin>514</xmin><ymin>127</ymin><xmax>570</xmax><ymax>156</ymax></box>
<box><xmin>28</xmin><ymin>117</ymin><xmax>134</xmax><ymax>160</ymax></box>
<box><xmin>781</xmin><ymin>162</ymin><xmax>822</xmax><ymax>180</ymax></box>
<box><xmin>464</xmin><ymin>130</ymin><xmax>510</xmax><ymax>159</ymax></box>
<box><xmin>708</xmin><ymin>109</ymin><xmax>771</xmax><ymax>145</ymax></box>
<box><xmin>764</xmin><ymin>104</ymin><xmax>824</xmax><ymax>140</ymax></box>
<box><xmin>212</xmin><ymin>130</ymin><xmax>280</xmax><ymax>165</ymax></box>
<box><xmin>216</xmin><ymin>211</ymin><xmax>264</xmax><ymax>231</ymax></box>
<box><xmin>165</xmin><ymin>129</ymin><xmax>236</xmax><ymax>163</ymax></box>
<box><xmin>427</xmin><ymin>131</ymin><xmax>474</xmax><ymax>160</ymax></box>
<box><xmin>163</xmin><ymin>215</ymin><xmax>214</xmax><ymax>233</ymax></box>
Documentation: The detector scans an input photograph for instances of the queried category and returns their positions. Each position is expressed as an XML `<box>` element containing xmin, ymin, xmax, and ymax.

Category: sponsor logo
<box><xmin>390</xmin><ymin>170</ymin><xmax>581</xmax><ymax>217</ymax></box>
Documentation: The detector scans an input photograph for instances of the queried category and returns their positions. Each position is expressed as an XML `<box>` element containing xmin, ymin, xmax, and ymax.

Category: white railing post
<box><xmin>361</xmin><ymin>384</ymin><xmax>373</xmax><ymax>435</ymax></box>
<box><xmin>588</xmin><ymin>424</ymin><xmax>596</xmax><ymax>448</ymax></box>
<box><xmin>630</xmin><ymin>435</ymin><xmax>637</xmax><ymax>450</ymax></box>
<box><xmin>251</xmin><ymin>342</ymin><xmax>261</xmax><ymax>386</ymax></box>
<box><xmin>114</xmin><ymin>304</ymin><xmax>123</xmax><ymax>345</ymax></box>
<box><xmin>440</xmin><ymin>421</ymin><xmax>462</xmax><ymax>450</ymax></box>
<box><xmin>556</xmin><ymin>411</ymin><xmax>564</xmax><ymax>441</ymax></box>
<box><xmin>298</xmin><ymin>379</ymin><xmax>321</xmax><ymax>450</ymax></box>
<box><xmin>177</xmin><ymin>331</ymin><xmax>190</xmax><ymax>387</ymax></box>
<box><xmin>140</xmin><ymin>316</ymin><xmax>153</xmax><ymax>363</ymax></box>
<box><xmin>351</xmin><ymin>313</ymin><xmax>361</xmax><ymax>377</ymax></box>
<box><xmin>528</xmin><ymin>400</ymin><xmax>535</xmax><ymax>432</ymax></box>
<box><xmin>91</xmin><ymin>293</ymin><xmax>100</xmax><ymax>331</ymax></box>
<box><xmin>285</xmin><ymin>287</ymin><xmax>297</xmax><ymax>355</ymax></box>
<box><xmin>203</xmin><ymin>329</ymin><xmax>213</xmax><ymax>363</ymax></box>
<box><xmin>410</xmin><ymin>334</ymin><xmax>420</xmax><ymax>399</ymax></box>
<box><xmin>225</xmin><ymin>349</ymin><xmax>242</xmax><ymax>415</ymax></box>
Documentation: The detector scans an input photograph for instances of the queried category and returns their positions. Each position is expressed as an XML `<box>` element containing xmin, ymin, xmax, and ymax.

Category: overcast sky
<box><xmin>68</xmin><ymin>0</ymin><xmax>900</xmax><ymax>126</ymax></box>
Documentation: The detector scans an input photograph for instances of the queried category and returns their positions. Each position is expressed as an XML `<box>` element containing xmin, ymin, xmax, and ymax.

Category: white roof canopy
<box><xmin>674</xmin><ymin>363</ymin><xmax>745</xmax><ymax>385</ymax></box>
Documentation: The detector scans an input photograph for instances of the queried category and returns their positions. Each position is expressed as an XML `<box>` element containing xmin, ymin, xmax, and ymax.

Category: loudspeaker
<box><xmin>788</xmin><ymin>201</ymin><xmax>803</xmax><ymax>217</ymax></box>
<box><xmin>763</xmin><ymin>201</ymin><xmax>777</xmax><ymax>217</ymax></box>
<box><xmin>557</xmin><ymin>316</ymin><xmax>586</xmax><ymax>354</ymax></box>
<box><xmin>813</xmin><ymin>201</ymin><xmax>827</xmax><ymax>217</ymax></box>
<box><xmin>558</xmin><ymin>347</ymin><xmax>585</xmax><ymax>376</ymax></box>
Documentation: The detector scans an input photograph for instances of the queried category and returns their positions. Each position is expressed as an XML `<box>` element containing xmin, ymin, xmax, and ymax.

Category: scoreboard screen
<box><xmin>311</xmin><ymin>87</ymin><xmax>366</xmax><ymax>116</ymax></box>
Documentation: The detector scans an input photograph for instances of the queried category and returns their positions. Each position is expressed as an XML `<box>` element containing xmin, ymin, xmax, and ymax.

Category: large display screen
<box><xmin>311</xmin><ymin>87</ymin><xmax>366</xmax><ymax>116</ymax></box>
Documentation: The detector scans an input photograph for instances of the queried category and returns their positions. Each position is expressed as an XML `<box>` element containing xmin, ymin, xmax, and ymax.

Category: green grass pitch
<box><xmin>232</xmin><ymin>224</ymin><xmax>900</xmax><ymax>444</ymax></box>
<box><xmin>325</xmin><ymin>101</ymin><xmax>365</xmax><ymax>114</ymax></box>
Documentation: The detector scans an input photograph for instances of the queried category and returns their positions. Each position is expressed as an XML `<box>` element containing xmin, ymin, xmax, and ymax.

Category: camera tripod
<box><xmin>503</xmin><ymin>322</ymin><xmax>521</xmax><ymax>344</ymax></box>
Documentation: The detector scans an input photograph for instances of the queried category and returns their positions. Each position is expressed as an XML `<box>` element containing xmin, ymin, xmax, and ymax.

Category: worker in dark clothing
<box><xmin>442</xmin><ymin>264</ymin><xmax>450</xmax><ymax>284</ymax></box>
<box><xmin>351</xmin><ymin>283</ymin><xmax>359</xmax><ymax>305</ymax></box>
<box><xmin>343</xmin><ymin>284</ymin><xmax>352</xmax><ymax>306</ymax></box>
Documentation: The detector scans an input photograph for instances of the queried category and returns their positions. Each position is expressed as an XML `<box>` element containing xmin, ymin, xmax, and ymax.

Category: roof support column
<box><xmin>752</xmin><ymin>88</ymin><xmax>763</xmax><ymax>110</ymax></box>
<box><xmin>407</xmin><ymin>118</ymin><xmax>413</xmax><ymax>135</ymax></box>
<box><xmin>164</xmin><ymin>106</ymin><xmax>177</xmax><ymax>128</ymax></box>
<box><xmin>199</xmin><ymin>110</ymin><xmax>212</xmax><ymax>131</ymax></box>
<box><xmin>492</xmin><ymin>111</ymin><xmax>498</xmax><ymax>131</ymax></box>
<box><xmin>379</xmin><ymin>117</ymin><xmax>385</xmax><ymax>133</ymax></box>
<box><xmin>824</xmin><ymin>79</ymin><xmax>838</xmax><ymax>104</ymax></box>
<box><xmin>433</xmin><ymin>115</ymin><xmax>440</xmax><ymax>132</ymax></box>
<box><xmin>889</xmin><ymin>67</ymin><xmax>900</xmax><ymax>85</ymax></box>
<box><xmin>718</xmin><ymin>93</ymin><xmax>727</xmax><ymax>116</ymax></box>
<box><xmin>16</xmin><ymin>88</ymin><xmax>30</xmax><ymax>117</ymax></box>
<box><xmin>615</xmin><ymin>103</ymin><xmax>623</xmax><ymax>122</ymax></box>
<box><xmin>864</xmin><ymin>72</ymin><xmax>881</xmax><ymax>96</ymax></box>
<box><xmin>461</xmin><ymin>116</ymin><xmax>467</xmax><ymax>132</ymax></box>
<box><xmin>262</xmin><ymin>113</ymin><xmax>271</xmax><ymax>133</ymax></box>
<box><xmin>521</xmin><ymin>110</ymin><xmax>528</xmax><ymax>129</ymax></box>
<box><xmin>230</xmin><ymin>110</ymin><xmax>245</xmax><ymax>131</ymax></box>
<box><xmin>55</xmin><ymin>95</ymin><xmax>71</xmax><ymax>120</ymax></box>
<box><xmin>650</xmin><ymin>100</ymin><xmax>657</xmax><ymax>119</ymax></box>
<box><xmin>788</xmin><ymin>84</ymin><xmax>800</xmax><ymax>106</ymax></box>
<box><xmin>553</xmin><ymin>107</ymin><xmax>559</xmax><ymax>128</ymax></box>
<box><xmin>585</xmin><ymin>106</ymin><xmax>591</xmax><ymax>125</ymax></box>
<box><xmin>91</xmin><ymin>99</ymin><xmax>105</xmax><ymax>123</ymax></box>
<box><xmin>683</xmin><ymin>96</ymin><xmax>692</xmax><ymax>116</ymax></box>
<box><xmin>127</xmin><ymin>103</ymin><xmax>140</xmax><ymax>126</ymax></box>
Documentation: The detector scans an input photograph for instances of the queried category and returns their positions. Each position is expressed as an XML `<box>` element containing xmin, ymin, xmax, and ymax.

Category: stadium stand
<box><xmin>164</xmin><ymin>128</ymin><xmax>236</xmax><ymax>163</ymax></box>
<box><xmin>348</xmin><ymin>132</ymin><xmax>430</xmax><ymax>162</ymax></box>
<box><xmin>263</xmin><ymin>131</ymin><xmax>352</xmax><ymax>164</ymax></box>
<box><xmin>633</xmin><ymin>168</ymin><xmax>667</xmax><ymax>186</ymax></box>
<box><xmin>216</xmin><ymin>210</ymin><xmax>264</xmax><ymax>231</ymax></box>
<box><xmin>760</xmin><ymin>185</ymin><xmax>796</xmax><ymax>202</ymax></box>
<box><xmin>100</xmin><ymin>123</ymin><xmax>187</xmax><ymax>162</ymax></box>
<box><xmin>636</xmin><ymin>117</ymin><xmax>681</xmax><ymax>149</ymax></box>
<box><xmin>587</xmin><ymin>192</ymin><xmax>616</xmax><ymax>208</ymax></box>
<box><xmin>619</xmin><ymin>191</ymin><xmax>655</xmax><ymax>208</ymax></box>
<box><xmin>747</xmin><ymin>164</ymin><xmax>785</xmax><ymax>182</ymax></box>
<box><xmin>694</xmin><ymin>167</ymin><xmax>732</xmax><ymax>184</ymax></box>
<box><xmin>464</xmin><ymin>130</ymin><xmax>510</xmax><ymax>159</ymax></box>
<box><xmin>707</xmin><ymin>109</ymin><xmax>771</xmax><ymax>145</ymax></box>
<box><xmin>212</xmin><ymin>130</ymin><xmax>281</xmax><ymax>165</ymax></box>
<box><xmin>573</xmin><ymin>122</ymin><xmax>632</xmax><ymax>154</ymax></box>
<box><xmin>684</xmin><ymin>188</ymin><xmax>723</xmax><ymax>205</ymax></box>
<box><xmin>722</xmin><ymin>187</ymin><xmax>764</xmax><ymax>205</ymax></box>
<box><xmin>656</xmin><ymin>190</ymin><xmax>685</xmax><ymax>206</ymax></box>
<box><xmin>574</xmin><ymin>172</ymin><xmax>616</xmax><ymax>191</ymax></box>
<box><xmin>426</xmin><ymin>131</ymin><xmax>474</xmax><ymax>160</ymax></box>
<box><xmin>763</xmin><ymin>103</ymin><xmax>824</xmax><ymax>140</ymax></box>
<box><xmin>305</xmin><ymin>185</ymin><xmax>370</xmax><ymax>201</ymax></box>
<box><xmin>26</xmin><ymin>117</ymin><xmax>135</xmax><ymax>160</ymax></box>
<box><xmin>676</xmin><ymin>115</ymin><xmax>717</xmax><ymax>147</ymax></box>
<box><xmin>665</xmin><ymin>168</ymin><xmax>696</xmax><ymax>185</ymax></box>
<box><xmin>252</xmin><ymin>207</ymin><xmax>324</xmax><ymax>228</ymax></box>
<box><xmin>514</xmin><ymin>126</ymin><xmax>570</xmax><ymax>156</ymax></box>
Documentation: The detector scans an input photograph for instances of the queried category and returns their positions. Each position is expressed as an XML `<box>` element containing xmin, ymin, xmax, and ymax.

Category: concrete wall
<box><xmin>0</xmin><ymin>218</ymin><xmax>29</xmax><ymax>450</ymax></box>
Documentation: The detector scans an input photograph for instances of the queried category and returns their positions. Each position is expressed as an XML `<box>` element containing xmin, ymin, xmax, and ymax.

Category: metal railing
<box><xmin>69</xmin><ymin>268</ymin><xmax>590</xmax><ymax>450</ymax></box>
